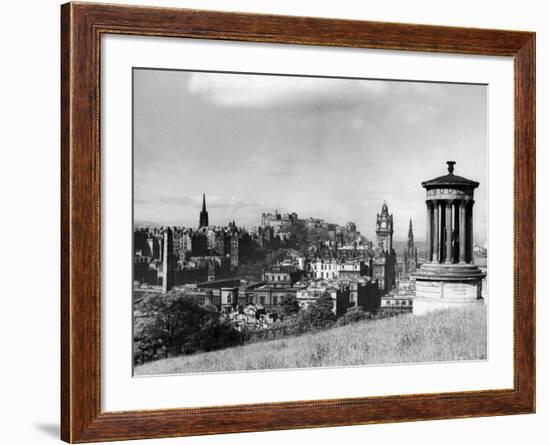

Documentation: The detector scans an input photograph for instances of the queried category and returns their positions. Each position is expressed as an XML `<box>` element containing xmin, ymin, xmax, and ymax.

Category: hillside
<box><xmin>134</xmin><ymin>304</ymin><xmax>486</xmax><ymax>375</ymax></box>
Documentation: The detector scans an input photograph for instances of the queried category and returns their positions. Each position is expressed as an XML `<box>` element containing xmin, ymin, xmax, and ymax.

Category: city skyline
<box><xmin>134</xmin><ymin>69</ymin><xmax>488</xmax><ymax>244</ymax></box>
<box><xmin>135</xmin><ymin>196</ymin><xmax>431</xmax><ymax>244</ymax></box>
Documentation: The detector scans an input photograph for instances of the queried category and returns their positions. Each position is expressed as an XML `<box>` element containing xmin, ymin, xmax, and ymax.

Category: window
<box><xmin>273</xmin><ymin>296</ymin><xmax>278</xmax><ymax>305</ymax></box>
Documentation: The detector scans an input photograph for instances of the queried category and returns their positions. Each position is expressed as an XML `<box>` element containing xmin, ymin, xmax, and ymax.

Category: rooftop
<box><xmin>421</xmin><ymin>161</ymin><xmax>479</xmax><ymax>189</ymax></box>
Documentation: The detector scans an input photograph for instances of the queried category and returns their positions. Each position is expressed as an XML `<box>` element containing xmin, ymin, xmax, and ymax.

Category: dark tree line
<box><xmin>133</xmin><ymin>291</ymin><xmax>243</xmax><ymax>365</ymax></box>
<box><xmin>134</xmin><ymin>291</ymin><xmax>380</xmax><ymax>366</ymax></box>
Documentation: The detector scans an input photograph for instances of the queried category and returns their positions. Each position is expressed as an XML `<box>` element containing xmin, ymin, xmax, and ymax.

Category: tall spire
<box><xmin>199</xmin><ymin>193</ymin><xmax>209</xmax><ymax>228</ymax></box>
<box><xmin>403</xmin><ymin>218</ymin><xmax>417</xmax><ymax>275</ymax></box>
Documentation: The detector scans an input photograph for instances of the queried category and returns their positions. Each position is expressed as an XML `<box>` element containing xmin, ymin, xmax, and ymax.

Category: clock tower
<box><xmin>372</xmin><ymin>202</ymin><xmax>397</xmax><ymax>294</ymax></box>
<box><xmin>376</xmin><ymin>201</ymin><xmax>393</xmax><ymax>252</ymax></box>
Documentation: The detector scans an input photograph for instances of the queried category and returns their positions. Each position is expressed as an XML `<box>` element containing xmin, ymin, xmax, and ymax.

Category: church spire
<box><xmin>407</xmin><ymin>218</ymin><xmax>414</xmax><ymax>250</ymax></box>
<box><xmin>199</xmin><ymin>193</ymin><xmax>209</xmax><ymax>228</ymax></box>
<box><xmin>404</xmin><ymin>218</ymin><xmax>417</xmax><ymax>275</ymax></box>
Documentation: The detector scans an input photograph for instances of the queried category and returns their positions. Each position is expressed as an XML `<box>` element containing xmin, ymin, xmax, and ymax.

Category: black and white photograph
<box><xmin>1</xmin><ymin>0</ymin><xmax>544</xmax><ymax>443</ymax></box>
<box><xmin>132</xmin><ymin>68</ymin><xmax>488</xmax><ymax>376</ymax></box>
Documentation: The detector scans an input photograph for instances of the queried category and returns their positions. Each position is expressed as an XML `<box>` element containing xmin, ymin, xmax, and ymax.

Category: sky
<box><xmin>133</xmin><ymin>68</ymin><xmax>487</xmax><ymax>244</ymax></box>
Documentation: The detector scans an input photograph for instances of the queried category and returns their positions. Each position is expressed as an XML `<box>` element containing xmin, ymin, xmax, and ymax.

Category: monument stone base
<box><xmin>413</xmin><ymin>263</ymin><xmax>485</xmax><ymax>316</ymax></box>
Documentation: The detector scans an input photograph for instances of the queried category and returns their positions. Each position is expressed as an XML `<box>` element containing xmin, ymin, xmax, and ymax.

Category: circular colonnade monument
<box><xmin>414</xmin><ymin>161</ymin><xmax>486</xmax><ymax>315</ymax></box>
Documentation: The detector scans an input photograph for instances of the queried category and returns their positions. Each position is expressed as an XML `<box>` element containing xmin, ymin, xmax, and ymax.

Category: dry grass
<box><xmin>134</xmin><ymin>304</ymin><xmax>487</xmax><ymax>376</ymax></box>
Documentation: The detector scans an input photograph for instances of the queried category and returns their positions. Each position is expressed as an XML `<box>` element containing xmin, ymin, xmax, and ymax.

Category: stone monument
<box><xmin>414</xmin><ymin>161</ymin><xmax>486</xmax><ymax>315</ymax></box>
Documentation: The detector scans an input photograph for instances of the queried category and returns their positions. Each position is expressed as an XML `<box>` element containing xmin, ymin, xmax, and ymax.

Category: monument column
<box><xmin>432</xmin><ymin>201</ymin><xmax>440</xmax><ymax>263</ymax></box>
<box><xmin>467</xmin><ymin>201</ymin><xmax>475</xmax><ymax>263</ymax></box>
<box><xmin>445</xmin><ymin>200</ymin><xmax>453</xmax><ymax>264</ymax></box>
<box><xmin>414</xmin><ymin>161</ymin><xmax>485</xmax><ymax>316</ymax></box>
<box><xmin>459</xmin><ymin>201</ymin><xmax>466</xmax><ymax>263</ymax></box>
<box><xmin>426</xmin><ymin>201</ymin><xmax>433</xmax><ymax>262</ymax></box>
<box><xmin>454</xmin><ymin>202</ymin><xmax>460</xmax><ymax>262</ymax></box>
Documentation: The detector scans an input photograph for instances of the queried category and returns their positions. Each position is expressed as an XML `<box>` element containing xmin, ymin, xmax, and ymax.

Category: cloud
<box><xmin>187</xmin><ymin>72</ymin><xmax>389</xmax><ymax>108</ymax></box>
<box><xmin>394</xmin><ymin>102</ymin><xmax>442</xmax><ymax>124</ymax></box>
<box><xmin>134</xmin><ymin>70</ymin><xmax>486</xmax><ymax>239</ymax></box>
<box><xmin>157</xmin><ymin>196</ymin><xmax>199</xmax><ymax>206</ymax></box>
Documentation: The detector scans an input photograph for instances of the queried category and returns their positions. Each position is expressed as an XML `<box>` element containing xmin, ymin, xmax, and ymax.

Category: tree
<box><xmin>133</xmin><ymin>290</ymin><xmax>243</xmax><ymax>365</ymax></box>
<box><xmin>306</xmin><ymin>291</ymin><xmax>336</xmax><ymax>329</ymax></box>
<box><xmin>316</xmin><ymin>291</ymin><xmax>337</xmax><ymax>314</ymax></box>
<box><xmin>194</xmin><ymin>317</ymin><xmax>244</xmax><ymax>352</ymax></box>
<box><xmin>281</xmin><ymin>295</ymin><xmax>300</xmax><ymax>315</ymax></box>
<box><xmin>335</xmin><ymin>305</ymin><xmax>372</xmax><ymax>327</ymax></box>
<box><xmin>287</xmin><ymin>221</ymin><xmax>331</xmax><ymax>254</ymax></box>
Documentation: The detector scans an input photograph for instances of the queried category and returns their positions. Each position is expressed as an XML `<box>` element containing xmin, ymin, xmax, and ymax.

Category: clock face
<box><xmin>381</xmin><ymin>221</ymin><xmax>387</xmax><ymax>229</ymax></box>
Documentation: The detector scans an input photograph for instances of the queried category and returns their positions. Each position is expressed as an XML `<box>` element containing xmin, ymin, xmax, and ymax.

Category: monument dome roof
<box><xmin>421</xmin><ymin>161</ymin><xmax>479</xmax><ymax>189</ymax></box>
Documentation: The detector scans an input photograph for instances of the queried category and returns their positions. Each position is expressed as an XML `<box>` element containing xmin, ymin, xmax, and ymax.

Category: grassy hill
<box><xmin>134</xmin><ymin>304</ymin><xmax>487</xmax><ymax>375</ymax></box>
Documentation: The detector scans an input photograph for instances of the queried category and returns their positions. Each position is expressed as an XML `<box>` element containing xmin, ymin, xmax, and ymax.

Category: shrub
<box><xmin>281</xmin><ymin>295</ymin><xmax>300</xmax><ymax>315</ymax></box>
<box><xmin>133</xmin><ymin>290</ymin><xmax>244</xmax><ymax>365</ymax></box>
<box><xmin>335</xmin><ymin>305</ymin><xmax>373</xmax><ymax>327</ymax></box>
<box><xmin>305</xmin><ymin>292</ymin><xmax>336</xmax><ymax>328</ymax></box>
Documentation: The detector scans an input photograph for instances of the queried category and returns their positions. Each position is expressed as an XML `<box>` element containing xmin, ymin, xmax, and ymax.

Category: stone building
<box><xmin>344</xmin><ymin>277</ymin><xmax>381</xmax><ymax>312</ymax></box>
<box><xmin>133</xmin><ymin>196</ymin><xmax>248</xmax><ymax>291</ymax></box>
<box><xmin>381</xmin><ymin>294</ymin><xmax>414</xmax><ymax>312</ymax></box>
<box><xmin>376</xmin><ymin>201</ymin><xmax>393</xmax><ymax>252</ymax></box>
<box><xmin>220</xmin><ymin>287</ymin><xmax>239</xmax><ymax>313</ymax></box>
<box><xmin>346</xmin><ymin>222</ymin><xmax>357</xmax><ymax>235</ymax></box>
<box><xmin>161</xmin><ymin>227</ymin><xmax>176</xmax><ymax>292</ymax></box>
<box><xmin>263</xmin><ymin>265</ymin><xmax>301</xmax><ymax>287</ymax></box>
<box><xmin>190</xmin><ymin>229</ymin><xmax>208</xmax><ymax>256</ymax></box>
<box><xmin>381</xmin><ymin>279</ymin><xmax>415</xmax><ymax>313</ymax></box>
<box><xmin>248</xmin><ymin>285</ymin><xmax>300</xmax><ymax>310</ymax></box>
<box><xmin>172</xmin><ymin>228</ymin><xmax>192</xmax><ymax>259</ymax></box>
<box><xmin>312</xmin><ymin>258</ymin><xmax>340</xmax><ymax>280</ymax></box>
<box><xmin>336</xmin><ymin>244</ymin><xmax>371</xmax><ymax>260</ymax></box>
<box><xmin>414</xmin><ymin>161</ymin><xmax>486</xmax><ymax>315</ymax></box>
<box><xmin>295</xmin><ymin>281</ymin><xmax>351</xmax><ymax>317</ymax></box>
<box><xmin>134</xmin><ymin>228</ymin><xmax>163</xmax><ymax>260</ymax></box>
<box><xmin>260</xmin><ymin>210</ymin><xmax>298</xmax><ymax>228</ymax></box>
<box><xmin>311</xmin><ymin>258</ymin><xmax>369</xmax><ymax>281</ymax></box>
<box><xmin>372</xmin><ymin>202</ymin><xmax>397</xmax><ymax>294</ymax></box>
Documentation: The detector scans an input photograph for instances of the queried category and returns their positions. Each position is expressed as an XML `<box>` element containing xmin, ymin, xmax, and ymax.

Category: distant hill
<box><xmin>393</xmin><ymin>239</ymin><xmax>427</xmax><ymax>259</ymax></box>
<box><xmin>134</xmin><ymin>220</ymin><xmax>163</xmax><ymax>228</ymax></box>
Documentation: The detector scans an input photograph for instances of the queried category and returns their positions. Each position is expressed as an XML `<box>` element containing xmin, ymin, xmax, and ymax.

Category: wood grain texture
<box><xmin>60</xmin><ymin>2</ymin><xmax>536</xmax><ymax>442</ymax></box>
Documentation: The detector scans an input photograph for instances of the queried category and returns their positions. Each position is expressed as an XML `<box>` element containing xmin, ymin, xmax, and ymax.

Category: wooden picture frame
<box><xmin>61</xmin><ymin>2</ymin><xmax>535</xmax><ymax>442</ymax></box>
